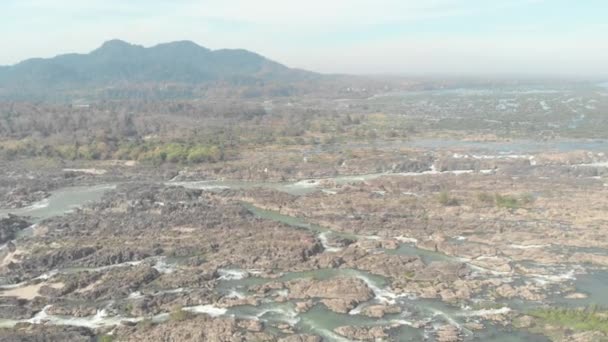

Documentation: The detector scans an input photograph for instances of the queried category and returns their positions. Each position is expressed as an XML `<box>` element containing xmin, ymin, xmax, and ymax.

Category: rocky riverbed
<box><xmin>1</xmin><ymin>140</ymin><xmax>608</xmax><ymax>341</ymax></box>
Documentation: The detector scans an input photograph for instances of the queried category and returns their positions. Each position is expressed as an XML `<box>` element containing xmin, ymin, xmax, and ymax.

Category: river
<box><xmin>1</xmin><ymin>170</ymin><xmax>597</xmax><ymax>341</ymax></box>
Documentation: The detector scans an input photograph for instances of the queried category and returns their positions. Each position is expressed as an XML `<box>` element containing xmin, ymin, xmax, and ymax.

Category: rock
<box><xmin>0</xmin><ymin>187</ymin><xmax>50</xmax><ymax>210</ymax></box>
<box><xmin>360</xmin><ymin>304</ymin><xmax>402</xmax><ymax>318</ymax></box>
<box><xmin>0</xmin><ymin>298</ymin><xmax>38</xmax><ymax>320</ymax></box>
<box><xmin>496</xmin><ymin>284</ymin><xmax>516</xmax><ymax>298</ymax></box>
<box><xmin>439</xmin><ymin>289</ymin><xmax>458</xmax><ymax>302</ymax></box>
<box><xmin>46</xmin><ymin>305</ymin><xmax>97</xmax><ymax>317</ymax></box>
<box><xmin>16</xmin><ymin>246</ymin><xmax>98</xmax><ymax>272</ymax></box>
<box><xmin>315</xmin><ymin>254</ymin><xmax>344</xmax><ymax>268</ymax></box>
<box><xmin>320</xmin><ymin>298</ymin><xmax>359</xmax><ymax>313</ymax></box>
<box><xmin>0</xmin><ymin>324</ymin><xmax>94</xmax><ymax>342</ymax></box>
<box><xmin>565</xmin><ymin>292</ymin><xmax>588</xmax><ymax>299</ymax></box>
<box><xmin>77</xmin><ymin>248</ymin><xmax>153</xmax><ymax>268</ymax></box>
<box><xmin>121</xmin><ymin>320</ymin><xmax>138</xmax><ymax>327</ymax></box>
<box><xmin>411</xmin><ymin>320</ymin><xmax>429</xmax><ymax>329</ymax></box>
<box><xmin>331</xmin><ymin>237</ymin><xmax>356</xmax><ymax>248</ymax></box>
<box><xmin>413</xmin><ymin>262</ymin><xmax>469</xmax><ymax>282</ymax></box>
<box><xmin>238</xmin><ymin>319</ymin><xmax>264</xmax><ymax>332</ymax></box>
<box><xmin>0</xmin><ymin>215</ymin><xmax>31</xmax><ymax>244</ymax></box>
<box><xmin>277</xmin><ymin>323</ymin><xmax>295</xmax><ymax>333</ymax></box>
<box><xmin>251</xmin><ymin>281</ymin><xmax>284</xmax><ymax>294</ymax></box>
<box><xmin>453</xmin><ymin>281</ymin><xmax>472</xmax><ymax>300</ymax></box>
<box><xmin>570</xmin><ymin>253</ymin><xmax>608</xmax><ymax>267</ymax></box>
<box><xmin>436</xmin><ymin>325</ymin><xmax>463</xmax><ymax>342</ymax></box>
<box><xmin>496</xmin><ymin>284</ymin><xmax>544</xmax><ymax>301</ymax></box>
<box><xmin>569</xmin><ymin>331</ymin><xmax>608</xmax><ymax>342</ymax></box>
<box><xmin>334</xmin><ymin>326</ymin><xmax>388</xmax><ymax>340</ymax></box>
<box><xmin>7</xmin><ymin>241</ymin><xmax>16</xmax><ymax>253</ymax></box>
<box><xmin>470</xmin><ymin>256</ymin><xmax>512</xmax><ymax>273</ymax></box>
<box><xmin>418</xmin><ymin>235</ymin><xmax>445</xmax><ymax>252</ymax></box>
<box><xmin>219</xmin><ymin>297</ymin><xmax>259</xmax><ymax>307</ymax></box>
<box><xmin>419</xmin><ymin>286</ymin><xmax>439</xmax><ymax>298</ymax></box>
<box><xmin>75</xmin><ymin>265</ymin><xmax>160</xmax><ymax>301</ymax></box>
<box><xmin>381</xmin><ymin>239</ymin><xmax>399</xmax><ymax>250</ymax></box>
<box><xmin>278</xmin><ymin>335</ymin><xmax>322</xmax><ymax>342</ymax></box>
<box><xmin>295</xmin><ymin>300</ymin><xmax>313</xmax><ymax>313</ymax></box>
<box><xmin>516</xmin><ymin>285</ymin><xmax>544</xmax><ymax>301</ymax></box>
<box><xmin>115</xmin><ymin>315</ymin><xmax>271</xmax><ymax>341</ymax></box>
<box><xmin>286</xmin><ymin>277</ymin><xmax>373</xmax><ymax>313</ymax></box>
<box><xmin>465</xmin><ymin>322</ymin><xmax>484</xmax><ymax>330</ymax></box>
<box><xmin>513</xmin><ymin>315</ymin><xmax>535</xmax><ymax>329</ymax></box>
<box><xmin>340</xmin><ymin>249</ymin><xmax>424</xmax><ymax>280</ymax></box>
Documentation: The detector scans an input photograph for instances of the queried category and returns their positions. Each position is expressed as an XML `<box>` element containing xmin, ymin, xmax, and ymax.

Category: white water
<box><xmin>0</xmin><ymin>269</ymin><xmax>59</xmax><ymax>289</ymax></box>
<box><xmin>348</xmin><ymin>302</ymin><xmax>367</xmax><ymax>315</ymax></box>
<box><xmin>88</xmin><ymin>260</ymin><xmax>144</xmax><ymax>272</ymax></box>
<box><xmin>20</xmin><ymin>198</ymin><xmax>50</xmax><ymax>211</ymax></box>
<box><xmin>0</xmin><ymin>305</ymin><xmax>143</xmax><ymax>329</ymax></box>
<box><xmin>226</xmin><ymin>290</ymin><xmax>245</xmax><ymax>299</ymax></box>
<box><xmin>0</xmin><ymin>282</ymin><xmax>27</xmax><ymax>290</ymax></box>
<box><xmin>168</xmin><ymin>167</ymin><xmax>496</xmax><ymax>199</ymax></box>
<box><xmin>539</xmin><ymin>101</ymin><xmax>551</xmax><ymax>111</ymax></box>
<box><xmin>217</xmin><ymin>269</ymin><xmax>249</xmax><ymax>280</ymax></box>
<box><xmin>529</xmin><ymin>269</ymin><xmax>577</xmax><ymax>285</ymax></box>
<box><xmin>254</xmin><ymin>306</ymin><xmax>300</xmax><ymax>325</ymax></box>
<box><xmin>575</xmin><ymin>161</ymin><xmax>608</xmax><ymax>168</ymax></box>
<box><xmin>458</xmin><ymin>307</ymin><xmax>511</xmax><ymax>317</ymax></box>
<box><xmin>458</xmin><ymin>257</ymin><xmax>512</xmax><ymax>277</ymax></box>
<box><xmin>183</xmin><ymin>304</ymin><xmax>227</xmax><ymax>317</ymax></box>
<box><xmin>452</xmin><ymin>153</ymin><xmax>534</xmax><ymax>161</ymax></box>
<box><xmin>318</xmin><ymin>232</ymin><xmax>342</xmax><ymax>252</ymax></box>
<box><xmin>395</xmin><ymin>236</ymin><xmax>418</xmax><ymax>244</ymax></box>
<box><xmin>169</xmin><ymin>181</ymin><xmax>230</xmax><ymax>191</ymax></box>
<box><xmin>152</xmin><ymin>257</ymin><xmax>175</xmax><ymax>274</ymax></box>
<box><xmin>128</xmin><ymin>291</ymin><xmax>144</xmax><ymax>299</ymax></box>
<box><xmin>300</xmin><ymin>316</ymin><xmax>351</xmax><ymax>342</ymax></box>
<box><xmin>355</xmin><ymin>273</ymin><xmax>409</xmax><ymax>305</ymax></box>
<box><xmin>429</xmin><ymin>308</ymin><xmax>464</xmax><ymax>330</ymax></box>
<box><xmin>509</xmin><ymin>244</ymin><xmax>549</xmax><ymax>250</ymax></box>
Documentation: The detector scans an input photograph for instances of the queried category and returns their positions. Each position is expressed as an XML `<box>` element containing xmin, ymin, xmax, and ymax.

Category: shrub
<box><xmin>404</xmin><ymin>270</ymin><xmax>416</xmax><ymax>279</ymax></box>
<box><xmin>138</xmin><ymin>318</ymin><xmax>154</xmax><ymax>329</ymax></box>
<box><xmin>529</xmin><ymin>306</ymin><xmax>608</xmax><ymax>334</ymax></box>
<box><xmin>98</xmin><ymin>335</ymin><xmax>114</xmax><ymax>342</ymax></box>
<box><xmin>438</xmin><ymin>192</ymin><xmax>459</xmax><ymax>206</ymax></box>
<box><xmin>187</xmin><ymin>145</ymin><xmax>221</xmax><ymax>163</ymax></box>
<box><xmin>169</xmin><ymin>307</ymin><xmax>193</xmax><ymax>322</ymax></box>
<box><xmin>477</xmin><ymin>192</ymin><xmax>494</xmax><ymax>204</ymax></box>
<box><xmin>494</xmin><ymin>194</ymin><xmax>520</xmax><ymax>209</ymax></box>
<box><xmin>520</xmin><ymin>193</ymin><xmax>536</xmax><ymax>205</ymax></box>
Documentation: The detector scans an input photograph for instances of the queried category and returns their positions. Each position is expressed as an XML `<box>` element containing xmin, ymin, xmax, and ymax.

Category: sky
<box><xmin>1</xmin><ymin>0</ymin><xmax>607</xmax><ymax>77</ymax></box>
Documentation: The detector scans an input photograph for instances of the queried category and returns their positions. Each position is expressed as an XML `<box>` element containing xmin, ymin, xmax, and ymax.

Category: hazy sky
<box><xmin>2</xmin><ymin>0</ymin><xmax>607</xmax><ymax>76</ymax></box>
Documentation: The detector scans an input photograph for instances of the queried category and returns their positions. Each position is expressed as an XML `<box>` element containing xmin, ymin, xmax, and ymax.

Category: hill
<box><xmin>0</xmin><ymin>40</ymin><xmax>318</xmax><ymax>100</ymax></box>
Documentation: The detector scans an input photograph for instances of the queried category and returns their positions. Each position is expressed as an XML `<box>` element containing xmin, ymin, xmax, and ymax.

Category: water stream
<box><xmin>0</xmin><ymin>184</ymin><xmax>116</xmax><ymax>222</ymax></box>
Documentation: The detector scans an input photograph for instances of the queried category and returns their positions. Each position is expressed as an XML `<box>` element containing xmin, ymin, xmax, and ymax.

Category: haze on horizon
<box><xmin>2</xmin><ymin>0</ymin><xmax>607</xmax><ymax>78</ymax></box>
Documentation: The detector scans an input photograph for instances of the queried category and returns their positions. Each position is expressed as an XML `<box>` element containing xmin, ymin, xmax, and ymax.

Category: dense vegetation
<box><xmin>1</xmin><ymin>75</ymin><xmax>607</xmax><ymax>164</ymax></box>
<box><xmin>0</xmin><ymin>100</ymin><xmax>372</xmax><ymax>164</ymax></box>
<box><xmin>529</xmin><ymin>306</ymin><xmax>608</xmax><ymax>334</ymax></box>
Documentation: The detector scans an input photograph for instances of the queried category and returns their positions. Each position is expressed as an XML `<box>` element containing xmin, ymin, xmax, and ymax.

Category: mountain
<box><xmin>0</xmin><ymin>40</ymin><xmax>318</xmax><ymax>100</ymax></box>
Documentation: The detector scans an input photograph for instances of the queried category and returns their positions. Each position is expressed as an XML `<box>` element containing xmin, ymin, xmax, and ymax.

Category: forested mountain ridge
<box><xmin>0</xmin><ymin>40</ymin><xmax>318</xmax><ymax>100</ymax></box>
